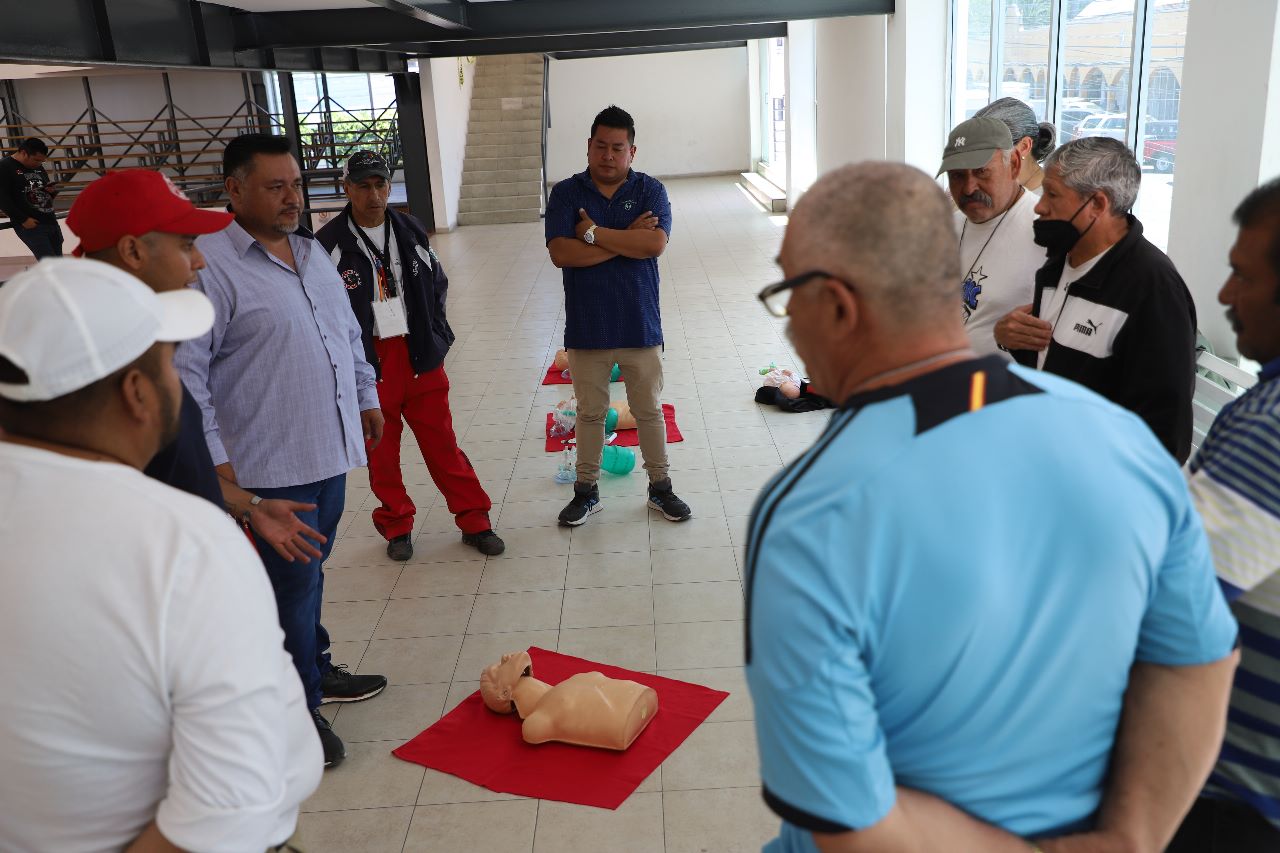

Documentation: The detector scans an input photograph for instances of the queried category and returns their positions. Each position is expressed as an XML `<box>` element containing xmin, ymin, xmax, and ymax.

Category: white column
<box><xmin>787</xmin><ymin>20</ymin><xmax>820</xmax><ymax>209</ymax></box>
<box><xmin>816</xmin><ymin>15</ymin><xmax>889</xmax><ymax>174</ymax></box>
<box><xmin>887</xmin><ymin>0</ymin><xmax>949</xmax><ymax>174</ymax></box>
<box><xmin>1166</xmin><ymin>2</ymin><xmax>1280</xmax><ymax>356</ymax></box>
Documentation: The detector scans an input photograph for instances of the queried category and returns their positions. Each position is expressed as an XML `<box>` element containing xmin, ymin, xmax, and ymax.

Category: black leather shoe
<box><xmin>312</xmin><ymin>708</ymin><xmax>345</xmax><ymax>768</ymax></box>
<box><xmin>386</xmin><ymin>534</ymin><xmax>413</xmax><ymax>561</ymax></box>
<box><xmin>462</xmin><ymin>529</ymin><xmax>506</xmax><ymax>556</ymax></box>
<box><xmin>320</xmin><ymin>664</ymin><xmax>388</xmax><ymax>704</ymax></box>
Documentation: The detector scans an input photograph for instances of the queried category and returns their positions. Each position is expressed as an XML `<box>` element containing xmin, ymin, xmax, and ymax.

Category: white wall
<box><xmin>1166</xmin><ymin>1</ymin><xmax>1280</xmax><ymax>356</ymax></box>
<box><xmin>815</xmin><ymin>15</ymin><xmax>888</xmax><ymax>173</ymax></box>
<box><xmin>14</xmin><ymin>70</ymin><xmax>247</xmax><ymax>127</ymax></box>
<box><xmin>782</xmin><ymin>3</ymin><xmax>946</xmax><ymax>209</ymax></box>
<box><xmin>545</xmin><ymin>48</ymin><xmax>750</xmax><ymax>184</ymax></box>
<box><xmin>420</xmin><ymin>56</ymin><xmax>475</xmax><ymax>231</ymax></box>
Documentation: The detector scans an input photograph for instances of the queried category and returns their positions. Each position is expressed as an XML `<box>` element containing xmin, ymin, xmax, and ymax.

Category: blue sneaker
<box><xmin>558</xmin><ymin>481</ymin><xmax>603</xmax><ymax>526</ymax></box>
<box><xmin>647</xmin><ymin>478</ymin><xmax>692</xmax><ymax>522</ymax></box>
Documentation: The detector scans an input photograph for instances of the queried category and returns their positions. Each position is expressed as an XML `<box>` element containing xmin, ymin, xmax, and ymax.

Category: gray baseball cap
<box><xmin>936</xmin><ymin>116</ymin><xmax>1014</xmax><ymax>176</ymax></box>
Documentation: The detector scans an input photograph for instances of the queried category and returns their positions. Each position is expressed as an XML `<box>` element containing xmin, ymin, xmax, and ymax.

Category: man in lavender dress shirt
<box><xmin>176</xmin><ymin>134</ymin><xmax>388</xmax><ymax>768</ymax></box>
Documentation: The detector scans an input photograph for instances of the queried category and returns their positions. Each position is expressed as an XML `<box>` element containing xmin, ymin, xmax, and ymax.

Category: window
<box><xmin>952</xmin><ymin>0</ymin><xmax>994</xmax><ymax>120</ymax></box>
<box><xmin>950</xmin><ymin>0</ymin><xmax>1192</xmax><ymax>249</ymax></box>
<box><xmin>758</xmin><ymin>38</ymin><xmax>787</xmax><ymax>189</ymax></box>
<box><xmin>999</xmin><ymin>0</ymin><xmax>1050</xmax><ymax>119</ymax></box>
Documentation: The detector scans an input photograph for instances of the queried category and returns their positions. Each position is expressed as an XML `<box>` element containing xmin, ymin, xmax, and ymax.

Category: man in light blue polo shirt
<box><xmin>745</xmin><ymin>161</ymin><xmax>1239</xmax><ymax>852</ymax></box>
<box><xmin>545</xmin><ymin>105</ymin><xmax>691</xmax><ymax>527</ymax></box>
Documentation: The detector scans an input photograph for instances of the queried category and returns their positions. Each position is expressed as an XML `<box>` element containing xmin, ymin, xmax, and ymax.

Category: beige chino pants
<box><xmin>566</xmin><ymin>346</ymin><xmax>669</xmax><ymax>485</ymax></box>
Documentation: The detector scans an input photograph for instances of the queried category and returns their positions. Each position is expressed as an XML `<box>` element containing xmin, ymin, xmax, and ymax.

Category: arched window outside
<box><xmin>1004</xmin><ymin>67</ymin><xmax>1017</xmax><ymax>82</ymax></box>
<box><xmin>1035</xmin><ymin>70</ymin><xmax>1047</xmax><ymax>99</ymax></box>
<box><xmin>1148</xmin><ymin>68</ymin><xmax>1181</xmax><ymax>121</ymax></box>
<box><xmin>1081</xmin><ymin>68</ymin><xmax>1107</xmax><ymax>107</ymax></box>
<box><xmin>1067</xmin><ymin>68</ymin><xmax>1080</xmax><ymax>98</ymax></box>
<box><xmin>1110</xmin><ymin>69</ymin><xmax>1130</xmax><ymax>113</ymax></box>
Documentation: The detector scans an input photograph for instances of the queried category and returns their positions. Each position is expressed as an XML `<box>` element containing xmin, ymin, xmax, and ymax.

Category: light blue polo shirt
<box><xmin>744</xmin><ymin>356</ymin><xmax>1237</xmax><ymax>852</ymax></box>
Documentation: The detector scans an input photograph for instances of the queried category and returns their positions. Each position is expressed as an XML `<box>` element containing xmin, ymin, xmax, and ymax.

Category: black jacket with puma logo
<box><xmin>1011</xmin><ymin>216</ymin><xmax>1195</xmax><ymax>463</ymax></box>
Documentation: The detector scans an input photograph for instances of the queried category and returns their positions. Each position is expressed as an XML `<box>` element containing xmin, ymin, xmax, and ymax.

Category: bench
<box><xmin>1191</xmin><ymin>349</ymin><xmax>1259</xmax><ymax>458</ymax></box>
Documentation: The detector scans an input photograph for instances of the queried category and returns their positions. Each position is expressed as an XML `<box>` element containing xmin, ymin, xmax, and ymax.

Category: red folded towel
<box><xmin>392</xmin><ymin>647</ymin><xmax>729</xmax><ymax>809</ymax></box>
<box><xmin>544</xmin><ymin>404</ymin><xmax>683</xmax><ymax>452</ymax></box>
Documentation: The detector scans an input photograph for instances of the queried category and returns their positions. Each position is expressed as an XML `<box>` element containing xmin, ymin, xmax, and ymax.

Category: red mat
<box><xmin>393</xmin><ymin>647</ymin><xmax>729</xmax><ymax>809</ymax></box>
<box><xmin>544</xmin><ymin>403</ymin><xmax>682</xmax><ymax>452</ymax></box>
<box><xmin>541</xmin><ymin>364</ymin><xmax>625</xmax><ymax>385</ymax></box>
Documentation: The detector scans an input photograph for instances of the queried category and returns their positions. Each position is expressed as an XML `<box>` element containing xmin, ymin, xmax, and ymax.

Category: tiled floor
<box><xmin>298</xmin><ymin>176</ymin><xmax>827</xmax><ymax>852</ymax></box>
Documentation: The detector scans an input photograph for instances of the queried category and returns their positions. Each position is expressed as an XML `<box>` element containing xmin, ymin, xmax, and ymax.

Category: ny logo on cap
<box><xmin>954</xmin><ymin>137</ymin><xmax>966</xmax><ymax>148</ymax></box>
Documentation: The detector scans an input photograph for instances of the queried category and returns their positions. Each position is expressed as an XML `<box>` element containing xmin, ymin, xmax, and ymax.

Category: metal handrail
<box><xmin>541</xmin><ymin>53</ymin><xmax>551</xmax><ymax>214</ymax></box>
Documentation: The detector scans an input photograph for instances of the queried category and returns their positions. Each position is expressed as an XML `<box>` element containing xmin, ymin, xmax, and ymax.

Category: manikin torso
<box><xmin>480</xmin><ymin>651</ymin><xmax>658</xmax><ymax>750</ymax></box>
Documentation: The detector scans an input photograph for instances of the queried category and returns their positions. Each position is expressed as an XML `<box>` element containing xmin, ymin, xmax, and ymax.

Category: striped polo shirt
<box><xmin>545</xmin><ymin>169</ymin><xmax>671</xmax><ymax>350</ymax></box>
<box><xmin>1189</xmin><ymin>356</ymin><xmax>1280</xmax><ymax>827</ymax></box>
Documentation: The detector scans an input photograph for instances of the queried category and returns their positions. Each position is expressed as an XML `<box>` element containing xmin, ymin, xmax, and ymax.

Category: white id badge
<box><xmin>372</xmin><ymin>297</ymin><xmax>409</xmax><ymax>338</ymax></box>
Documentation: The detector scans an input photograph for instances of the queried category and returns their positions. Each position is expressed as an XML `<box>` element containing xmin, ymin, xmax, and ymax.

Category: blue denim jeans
<box><xmin>250</xmin><ymin>473</ymin><xmax>346</xmax><ymax>709</ymax></box>
<box><xmin>14</xmin><ymin>219</ymin><xmax>63</xmax><ymax>259</ymax></box>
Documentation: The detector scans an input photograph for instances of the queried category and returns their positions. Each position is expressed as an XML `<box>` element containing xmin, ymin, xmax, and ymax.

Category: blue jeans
<box><xmin>15</xmin><ymin>219</ymin><xmax>63</xmax><ymax>259</ymax></box>
<box><xmin>251</xmin><ymin>473</ymin><xmax>346</xmax><ymax>709</ymax></box>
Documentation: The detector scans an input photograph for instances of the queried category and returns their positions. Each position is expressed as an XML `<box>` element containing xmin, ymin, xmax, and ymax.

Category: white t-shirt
<box><xmin>0</xmin><ymin>443</ymin><xmax>322</xmax><ymax>853</ymax></box>
<box><xmin>956</xmin><ymin>188</ymin><xmax>1044</xmax><ymax>360</ymax></box>
<box><xmin>1036</xmin><ymin>246</ymin><xmax>1112</xmax><ymax>370</ymax></box>
<box><xmin>353</xmin><ymin>219</ymin><xmax>410</xmax><ymax>339</ymax></box>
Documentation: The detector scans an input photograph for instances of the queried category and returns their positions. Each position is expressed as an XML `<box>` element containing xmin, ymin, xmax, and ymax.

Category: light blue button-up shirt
<box><xmin>176</xmin><ymin>220</ymin><xmax>379</xmax><ymax>489</ymax></box>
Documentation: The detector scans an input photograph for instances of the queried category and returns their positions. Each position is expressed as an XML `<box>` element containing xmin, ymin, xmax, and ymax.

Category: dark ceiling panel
<box><xmin>241</xmin><ymin>0</ymin><xmax>893</xmax><ymax>51</ymax></box>
<box><xmin>392</xmin><ymin>23</ymin><xmax>787</xmax><ymax>58</ymax></box>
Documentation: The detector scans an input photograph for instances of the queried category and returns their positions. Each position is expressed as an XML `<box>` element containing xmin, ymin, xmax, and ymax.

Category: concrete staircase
<box><xmin>458</xmin><ymin>54</ymin><xmax>545</xmax><ymax>226</ymax></box>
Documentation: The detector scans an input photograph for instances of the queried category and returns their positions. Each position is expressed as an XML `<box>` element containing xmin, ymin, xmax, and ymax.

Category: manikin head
<box><xmin>480</xmin><ymin>651</ymin><xmax>536</xmax><ymax>714</ymax></box>
<box><xmin>939</xmin><ymin>116</ymin><xmax>1022</xmax><ymax>224</ymax></box>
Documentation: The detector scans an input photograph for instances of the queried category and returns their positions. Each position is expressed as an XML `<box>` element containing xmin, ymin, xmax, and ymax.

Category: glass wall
<box><xmin>951</xmin><ymin>0</ymin><xmax>1191</xmax><ymax>249</ymax></box>
<box><xmin>758</xmin><ymin>38</ymin><xmax>788</xmax><ymax>189</ymax></box>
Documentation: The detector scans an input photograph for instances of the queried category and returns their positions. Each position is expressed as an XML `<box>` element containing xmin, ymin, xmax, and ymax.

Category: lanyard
<box><xmin>959</xmin><ymin>187</ymin><xmax>1022</xmax><ymax>283</ymax></box>
<box><xmin>355</xmin><ymin>217</ymin><xmax>398</xmax><ymax>300</ymax></box>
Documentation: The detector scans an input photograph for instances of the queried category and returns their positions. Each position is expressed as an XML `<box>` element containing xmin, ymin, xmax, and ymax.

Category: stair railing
<box><xmin>541</xmin><ymin>53</ymin><xmax>550</xmax><ymax>216</ymax></box>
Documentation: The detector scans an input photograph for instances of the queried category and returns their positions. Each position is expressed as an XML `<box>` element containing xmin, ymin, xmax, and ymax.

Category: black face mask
<box><xmin>1032</xmin><ymin>197</ymin><xmax>1095</xmax><ymax>255</ymax></box>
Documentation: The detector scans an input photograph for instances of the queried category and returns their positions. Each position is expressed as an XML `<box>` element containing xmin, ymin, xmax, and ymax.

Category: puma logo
<box><xmin>1073</xmin><ymin>319</ymin><xmax>1102</xmax><ymax>336</ymax></box>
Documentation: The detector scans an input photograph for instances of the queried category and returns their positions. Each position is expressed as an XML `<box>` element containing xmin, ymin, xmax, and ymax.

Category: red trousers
<box><xmin>370</xmin><ymin>337</ymin><xmax>492</xmax><ymax>539</ymax></box>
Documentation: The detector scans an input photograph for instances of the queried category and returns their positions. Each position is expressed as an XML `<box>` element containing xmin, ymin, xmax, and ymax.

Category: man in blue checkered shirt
<box><xmin>545</xmin><ymin>105</ymin><xmax>691</xmax><ymax>527</ymax></box>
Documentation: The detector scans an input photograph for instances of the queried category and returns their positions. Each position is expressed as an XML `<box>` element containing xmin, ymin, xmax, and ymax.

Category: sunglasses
<box><xmin>757</xmin><ymin>270</ymin><xmax>854</xmax><ymax>317</ymax></box>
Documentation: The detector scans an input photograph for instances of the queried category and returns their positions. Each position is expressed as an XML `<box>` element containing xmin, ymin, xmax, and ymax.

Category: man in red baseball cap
<box><xmin>68</xmin><ymin>169</ymin><xmax>331</xmax><ymax>565</ymax></box>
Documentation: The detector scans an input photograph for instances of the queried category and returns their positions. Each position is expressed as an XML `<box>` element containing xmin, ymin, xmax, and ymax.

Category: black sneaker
<box><xmin>462</xmin><ymin>529</ymin><xmax>506</xmax><ymax>556</ymax></box>
<box><xmin>647</xmin><ymin>479</ymin><xmax>692</xmax><ymax>522</ymax></box>
<box><xmin>386</xmin><ymin>534</ymin><xmax>413</xmax><ymax>561</ymax></box>
<box><xmin>558</xmin><ymin>481</ymin><xmax>603</xmax><ymax>526</ymax></box>
<box><xmin>312</xmin><ymin>708</ymin><xmax>345</xmax><ymax>768</ymax></box>
<box><xmin>320</xmin><ymin>664</ymin><xmax>388</xmax><ymax>705</ymax></box>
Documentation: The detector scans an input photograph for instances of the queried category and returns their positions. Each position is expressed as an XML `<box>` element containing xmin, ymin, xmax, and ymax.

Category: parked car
<box><xmin>1074</xmin><ymin>113</ymin><xmax>1128</xmax><ymax>142</ymax></box>
<box><xmin>1058</xmin><ymin>101</ymin><xmax>1104</xmax><ymax>141</ymax></box>
<box><xmin>1142</xmin><ymin>120</ymin><xmax>1178</xmax><ymax>173</ymax></box>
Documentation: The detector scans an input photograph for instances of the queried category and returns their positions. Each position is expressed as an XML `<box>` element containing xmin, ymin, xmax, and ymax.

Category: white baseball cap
<box><xmin>0</xmin><ymin>258</ymin><xmax>214</xmax><ymax>402</ymax></box>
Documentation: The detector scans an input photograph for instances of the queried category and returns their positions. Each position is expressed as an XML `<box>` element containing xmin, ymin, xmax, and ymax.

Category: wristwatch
<box><xmin>241</xmin><ymin>494</ymin><xmax>262</xmax><ymax>524</ymax></box>
<box><xmin>583</xmin><ymin>224</ymin><xmax>598</xmax><ymax>245</ymax></box>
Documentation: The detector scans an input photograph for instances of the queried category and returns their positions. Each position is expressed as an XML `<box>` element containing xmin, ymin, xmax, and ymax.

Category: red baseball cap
<box><xmin>67</xmin><ymin>169</ymin><xmax>233</xmax><ymax>256</ymax></box>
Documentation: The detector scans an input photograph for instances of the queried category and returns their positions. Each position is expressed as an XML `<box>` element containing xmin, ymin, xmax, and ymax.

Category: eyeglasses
<box><xmin>756</xmin><ymin>270</ymin><xmax>851</xmax><ymax>318</ymax></box>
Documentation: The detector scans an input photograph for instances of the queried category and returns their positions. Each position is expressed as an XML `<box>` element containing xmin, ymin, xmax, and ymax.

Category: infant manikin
<box><xmin>480</xmin><ymin>650</ymin><xmax>659</xmax><ymax>750</ymax></box>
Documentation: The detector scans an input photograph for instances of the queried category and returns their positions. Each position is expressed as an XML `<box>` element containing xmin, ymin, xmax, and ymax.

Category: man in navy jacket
<box><xmin>318</xmin><ymin>152</ymin><xmax>504</xmax><ymax>561</ymax></box>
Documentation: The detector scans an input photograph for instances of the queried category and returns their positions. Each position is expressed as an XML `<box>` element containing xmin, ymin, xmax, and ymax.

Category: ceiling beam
<box><xmin>238</xmin><ymin>0</ymin><xmax>892</xmax><ymax>51</ymax></box>
<box><xmin>358</xmin><ymin>0</ymin><xmax>468</xmax><ymax>29</ymax></box>
<box><xmin>391</xmin><ymin>23</ymin><xmax>786</xmax><ymax>58</ymax></box>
